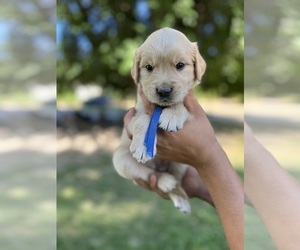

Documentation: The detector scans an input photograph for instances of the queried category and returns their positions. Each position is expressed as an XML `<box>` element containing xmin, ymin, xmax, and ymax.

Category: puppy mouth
<box><xmin>158</xmin><ymin>97</ymin><xmax>173</xmax><ymax>106</ymax></box>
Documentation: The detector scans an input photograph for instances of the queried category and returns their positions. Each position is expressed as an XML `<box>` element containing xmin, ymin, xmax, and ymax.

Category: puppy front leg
<box><xmin>128</xmin><ymin>113</ymin><xmax>154</xmax><ymax>163</ymax></box>
<box><xmin>114</xmin><ymin>145</ymin><xmax>179</xmax><ymax>193</ymax></box>
<box><xmin>159</xmin><ymin>103</ymin><xmax>190</xmax><ymax>132</ymax></box>
<box><xmin>113</xmin><ymin>145</ymin><xmax>155</xmax><ymax>181</ymax></box>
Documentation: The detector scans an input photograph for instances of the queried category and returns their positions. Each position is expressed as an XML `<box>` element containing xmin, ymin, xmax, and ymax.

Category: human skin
<box><xmin>125</xmin><ymin>89</ymin><xmax>244</xmax><ymax>250</ymax></box>
<box><xmin>245</xmin><ymin>123</ymin><xmax>300</xmax><ymax>249</ymax></box>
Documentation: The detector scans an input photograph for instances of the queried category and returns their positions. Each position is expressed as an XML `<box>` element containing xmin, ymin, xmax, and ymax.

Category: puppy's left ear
<box><xmin>193</xmin><ymin>42</ymin><xmax>206</xmax><ymax>82</ymax></box>
<box><xmin>131</xmin><ymin>48</ymin><xmax>141</xmax><ymax>84</ymax></box>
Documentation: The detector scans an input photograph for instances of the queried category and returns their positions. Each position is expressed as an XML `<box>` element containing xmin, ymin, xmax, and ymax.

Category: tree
<box><xmin>0</xmin><ymin>0</ymin><xmax>55</xmax><ymax>93</ymax></box>
<box><xmin>57</xmin><ymin>0</ymin><xmax>244</xmax><ymax>97</ymax></box>
<box><xmin>245</xmin><ymin>0</ymin><xmax>300</xmax><ymax>97</ymax></box>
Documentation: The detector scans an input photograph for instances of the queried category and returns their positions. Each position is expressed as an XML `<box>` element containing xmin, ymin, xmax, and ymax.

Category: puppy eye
<box><xmin>145</xmin><ymin>65</ymin><xmax>153</xmax><ymax>72</ymax></box>
<box><xmin>176</xmin><ymin>62</ymin><xmax>185</xmax><ymax>70</ymax></box>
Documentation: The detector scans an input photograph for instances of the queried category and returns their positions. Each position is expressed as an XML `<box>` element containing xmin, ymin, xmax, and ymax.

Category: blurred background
<box><xmin>245</xmin><ymin>0</ymin><xmax>300</xmax><ymax>249</ymax></box>
<box><xmin>57</xmin><ymin>1</ymin><xmax>243</xmax><ymax>250</ymax></box>
<box><xmin>0</xmin><ymin>1</ymin><xmax>56</xmax><ymax>250</ymax></box>
<box><xmin>57</xmin><ymin>0</ymin><xmax>243</xmax><ymax>97</ymax></box>
<box><xmin>1</xmin><ymin>0</ymin><xmax>299</xmax><ymax>248</ymax></box>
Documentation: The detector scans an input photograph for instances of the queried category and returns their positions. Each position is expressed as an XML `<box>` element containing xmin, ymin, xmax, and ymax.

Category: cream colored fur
<box><xmin>113</xmin><ymin>28</ymin><xmax>206</xmax><ymax>213</ymax></box>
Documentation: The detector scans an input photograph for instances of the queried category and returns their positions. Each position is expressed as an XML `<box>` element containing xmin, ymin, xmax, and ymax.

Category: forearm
<box><xmin>195</xmin><ymin>145</ymin><xmax>244</xmax><ymax>250</ymax></box>
<box><xmin>245</xmin><ymin>138</ymin><xmax>300</xmax><ymax>249</ymax></box>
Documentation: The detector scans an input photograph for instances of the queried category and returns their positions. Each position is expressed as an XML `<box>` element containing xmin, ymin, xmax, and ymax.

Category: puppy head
<box><xmin>131</xmin><ymin>27</ymin><xmax>206</xmax><ymax>106</ymax></box>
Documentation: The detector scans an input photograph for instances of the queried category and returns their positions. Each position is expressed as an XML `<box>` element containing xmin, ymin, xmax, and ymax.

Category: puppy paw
<box><xmin>130</xmin><ymin>141</ymin><xmax>154</xmax><ymax>163</ymax></box>
<box><xmin>172</xmin><ymin>195</ymin><xmax>191</xmax><ymax>213</ymax></box>
<box><xmin>157</xmin><ymin>174</ymin><xmax>177</xmax><ymax>192</ymax></box>
<box><xmin>159</xmin><ymin>108</ymin><xmax>185</xmax><ymax>132</ymax></box>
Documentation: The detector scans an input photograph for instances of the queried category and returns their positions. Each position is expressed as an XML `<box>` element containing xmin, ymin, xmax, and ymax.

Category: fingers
<box><xmin>183</xmin><ymin>91</ymin><xmax>198</xmax><ymax>111</ymax></box>
<box><xmin>134</xmin><ymin>174</ymin><xmax>170</xmax><ymax>200</ymax></box>
<box><xmin>134</xmin><ymin>178</ymin><xmax>152</xmax><ymax>191</ymax></box>
<box><xmin>183</xmin><ymin>91</ymin><xmax>206</xmax><ymax>117</ymax></box>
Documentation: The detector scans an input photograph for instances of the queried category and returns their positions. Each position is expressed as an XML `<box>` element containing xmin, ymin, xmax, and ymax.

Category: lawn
<box><xmin>57</xmin><ymin>118</ymin><xmax>243</xmax><ymax>250</ymax></box>
<box><xmin>0</xmin><ymin>111</ymin><xmax>56</xmax><ymax>250</ymax></box>
<box><xmin>58</xmin><ymin>152</ymin><xmax>227</xmax><ymax>250</ymax></box>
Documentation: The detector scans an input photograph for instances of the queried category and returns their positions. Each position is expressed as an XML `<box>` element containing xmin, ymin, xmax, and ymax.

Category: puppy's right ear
<box><xmin>131</xmin><ymin>48</ymin><xmax>141</xmax><ymax>84</ymax></box>
<box><xmin>193</xmin><ymin>42</ymin><xmax>206</xmax><ymax>82</ymax></box>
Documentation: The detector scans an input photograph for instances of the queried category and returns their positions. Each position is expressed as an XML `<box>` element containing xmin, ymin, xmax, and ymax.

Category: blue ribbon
<box><xmin>144</xmin><ymin>105</ymin><xmax>163</xmax><ymax>158</ymax></box>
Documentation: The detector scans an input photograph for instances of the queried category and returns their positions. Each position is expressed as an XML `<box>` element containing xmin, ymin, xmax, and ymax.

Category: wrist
<box><xmin>192</xmin><ymin>139</ymin><xmax>225</xmax><ymax>169</ymax></box>
<box><xmin>195</xmin><ymin>143</ymin><xmax>243</xmax><ymax>200</ymax></box>
<box><xmin>195</xmin><ymin>146</ymin><xmax>244</xmax><ymax>249</ymax></box>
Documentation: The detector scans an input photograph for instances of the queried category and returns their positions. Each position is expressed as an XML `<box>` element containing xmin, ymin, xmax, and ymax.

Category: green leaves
<box><xmin>57</xmin><ymin>0</ymin><xmax>244</xmax><ymax>97</ymax></box>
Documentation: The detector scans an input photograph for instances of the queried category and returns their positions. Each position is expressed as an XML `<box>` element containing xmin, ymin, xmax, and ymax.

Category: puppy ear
<box><xmin>131</xmin><ymin>48</ymin><xmax>141</xmax><ymax>84</ymax></box>
<box><xmin>193</xmin><ymin>42</ymin><xmax>206</xmax><ymax>82</ymax></box>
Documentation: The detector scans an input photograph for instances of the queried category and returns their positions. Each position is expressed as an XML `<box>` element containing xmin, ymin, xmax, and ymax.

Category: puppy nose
<box><xmin>156</xmin><ymin>86</ymin><xmax>173</xmax><ymax>97</ymax></box>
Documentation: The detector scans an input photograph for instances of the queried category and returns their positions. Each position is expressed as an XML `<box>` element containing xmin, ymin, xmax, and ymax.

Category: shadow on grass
<box><xmin>57</xmin><ymin>148</ymin><xmax>230</xmax><ymax>250</ymax></box>
<box><xmin>0</xmin><ymin>149</ymin><xmax>56</xmax><ymax>250</ymax></box>
<box><xmin>57</xmin><ymin>114</ymin><xmax>244</xmax><ymax>250</ymax></box>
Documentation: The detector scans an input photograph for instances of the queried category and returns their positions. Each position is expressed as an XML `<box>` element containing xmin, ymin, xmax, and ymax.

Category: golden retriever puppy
<box><xmin>113</xmin><ymin>27</ymin><xmax>206</xmax><ymax>213</ymax></box>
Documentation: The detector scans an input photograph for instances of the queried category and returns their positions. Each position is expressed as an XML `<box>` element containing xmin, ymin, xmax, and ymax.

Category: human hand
<box><xmin>123</xmin><ymin>98</ymin><xmax>215</xmax><ymax>206</ymax></box>
<box><xmin>125</xmin><ymin>87</ymin><xmax>222</xmax><ymax>168</ymax></box>
<box><xmin>124</xmin><ymin>89</ymin><xmax>243</xmax><ymax>249</ymax></box>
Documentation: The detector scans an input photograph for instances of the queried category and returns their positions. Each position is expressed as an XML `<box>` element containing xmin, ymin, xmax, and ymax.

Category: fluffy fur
<box><xmin>113</xmin><ymin>28</ymin><xmax>206</xmax><ymax>213</ymax></box>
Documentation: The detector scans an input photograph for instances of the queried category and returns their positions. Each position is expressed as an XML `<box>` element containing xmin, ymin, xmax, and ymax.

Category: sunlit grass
<box><xmin>0</xmin><ymin>164</ymin><xmax>56</xmax><ymax>250</ymax></box>
<box><xmin>256</xmin><ymin>131</ymin><xmax>300</xmax><ymax>171</ymax></box>
<box><xmin>219</xmin><ymin>131</ymin><xmax>244</xmax><ymax>171</ymax></box>
<box><xmin>0</xmin><ymin>92</ymin><xmax>39</xmax><ymax>108</ymax></box>
<box><xmin>57</xmin><ymin>152</ymin><xmax>230</xmax><ymax>250</ymax></box>
<box><xmin>57</xmin><ymin>99</ymin><xmax>244</xmax><ymax>250</ymax></box>
<box><xmin>57</xmin><ymin>91</ymin><xmax>83</xmax><ymax>109</ymax></box>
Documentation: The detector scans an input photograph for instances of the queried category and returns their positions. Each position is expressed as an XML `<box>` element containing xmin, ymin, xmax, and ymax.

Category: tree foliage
<box><xmin>57</xmin><ymin>0</ymin><xmax>243</xmax><ymax>97</ymax></box>
<box><xmin>245</xmin><ymin>0</ymin><xmax>300</xmax><ymax>97</ymax></box>
<box><xmin>0</xmin><ymin>0</ymin><xmax>55</xmax><ymax>92</ymax></box>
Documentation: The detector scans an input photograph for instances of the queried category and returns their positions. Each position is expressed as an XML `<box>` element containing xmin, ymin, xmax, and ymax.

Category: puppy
<box><xmin>113</xmin><ymin>28</ymin><xmax>206</xmax><ymax>213</ymax></box>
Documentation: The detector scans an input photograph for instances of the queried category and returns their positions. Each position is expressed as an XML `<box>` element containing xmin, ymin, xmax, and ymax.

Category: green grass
<box><xmin>57</xmin><ymin>153</ymin><xmax>230</xmax><ymax>250</ymax></box>
<box><xmin>57</xmin><ymin>118</ymin><xmax>244</xmax><ymax>250</ymax></box>
<box><xmin>57</xmin><ymin>91</ymin><xmax>82</xmax><ymax>108</ymax></box>
<box><xmin>0</xmin><ymin>163</ymin><xmax>56</xmax><ymax>250</ymax></box>
<box><xmin>244</xmin><ymin>206</ymin><xmax>275</xmax><ymax>250</ymax></box>
<box><xmin>0</xmin><ymin>91</ymin><xmax>37</xmax><ymax>106</ymax></box>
